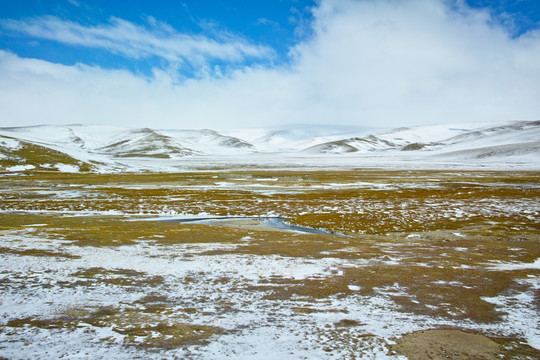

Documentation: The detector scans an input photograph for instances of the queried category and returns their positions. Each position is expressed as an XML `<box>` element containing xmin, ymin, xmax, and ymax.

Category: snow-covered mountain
<box><xmin>96</xmin><ymin>128</ymin><xmax>200</xmax><ymax>158</ymax></box>
<box><xmin>219</xmin><ymin>124</ymin><xmax>376</xmax><ymax>152</ymax></box>
<box><xmin>0</xmin><ymin>120</ymin><xmax>538</xmax><ymax>172</ymax></box>
<box><xmin>303</xmin><ymin>135</ymin><xmax>397</xmax><ymax>153</ymax></box>
<box><xmin>164</xmin><ymin>129</ymin><xmax>255</xmax><ymax>153</ymax></box>
<box><xmin>0</xmin><ymin>124</ymin><xmax>260</xmax><ymax>171</ymax></box>
<box><xmin>303</xmin><ymin>121</ymin><xmax>540</xmax><ymax>159</ymax></box>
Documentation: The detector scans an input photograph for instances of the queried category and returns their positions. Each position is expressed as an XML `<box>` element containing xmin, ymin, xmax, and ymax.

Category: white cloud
<box><xmin>290</xmin><ymin>0</ymin><xmax>540</xmax><ymax>125</ymax></box>
<box><xmin>0</xmin><ymin>16</ymin><xmax>273</xmax><ymax>66</ymax></box>
<box><xmin>0</xmin><ymin>0</ymin><xmax>539</xmax><ymax>129</ymax></box>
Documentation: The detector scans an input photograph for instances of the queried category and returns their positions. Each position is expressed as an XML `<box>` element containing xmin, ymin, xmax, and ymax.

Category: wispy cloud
<box><xmin>0</xmin><ymin>15</ymin><xmax>274</xmax><ymax>66</ymax></box>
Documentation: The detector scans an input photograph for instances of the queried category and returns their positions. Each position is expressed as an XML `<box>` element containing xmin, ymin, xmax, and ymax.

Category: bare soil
<box><xmin>391</xmin><ymin>329</ymin><xmax>500</xmax><ymax>360</ymax></box>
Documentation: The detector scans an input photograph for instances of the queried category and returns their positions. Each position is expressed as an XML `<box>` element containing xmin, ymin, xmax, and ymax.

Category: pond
<box><xmin>158</xmin><ymin>216</ymin><xmax>345</xmax><ymax>236</ymax></box>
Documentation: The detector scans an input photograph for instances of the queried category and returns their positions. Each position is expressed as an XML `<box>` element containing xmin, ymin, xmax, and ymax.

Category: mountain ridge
<box><xmin>0</xmin><ymin>120</ymin><xmax>538</xmax><ymax>172</ymax></box>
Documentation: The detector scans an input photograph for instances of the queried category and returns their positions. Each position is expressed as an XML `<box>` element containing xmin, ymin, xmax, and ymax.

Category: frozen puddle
<box><xmin>158</xmin><ymin>216</ymin><xmax>346</xmax><ymax>236</ymax></box>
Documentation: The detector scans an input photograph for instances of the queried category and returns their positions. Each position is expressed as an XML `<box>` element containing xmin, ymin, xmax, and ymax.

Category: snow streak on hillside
<box><xmin>0</xmin><ymin>121</ymin><xmax>539</xmax><ymax>172</ymax></box>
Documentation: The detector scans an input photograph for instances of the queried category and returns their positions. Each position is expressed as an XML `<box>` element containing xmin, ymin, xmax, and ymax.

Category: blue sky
<box><xmin>0</xmin><ymin>0</ymin><xmax>539</xmax><ymax>129</ymax></box>
<box><xmin>0</xmin><ymin>0</ymin><xmax>317</xmax><ymax>77</ymax></box>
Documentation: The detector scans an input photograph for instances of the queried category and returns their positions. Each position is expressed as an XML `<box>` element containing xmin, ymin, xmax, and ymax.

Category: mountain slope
<box><xmin>0</xmin><ymin>121</ymin><xmax>538</xmax><ymax>172</ymax></box>
<box><xmin>221</xmin><ymin>124</ymin><xmax>376</xmax><ymax>152</ymax></box>
<box><xmin>303</xmin><ymin>135</ymin><xmax>397</xmax><ymax>154</ymax></box>
<box><xmin>436</xmin><ymin>141</ymin><xmax>540</xmax><ymax>160</ymax></box>
<box><xmin>429</xmin><ymin>121</ymin><xmax>540</xmax><ymax>161</ymax></box>
<box><xmin>301</xmin><ymin>121</ymin><xmax>540</xmax><ymax>158</ymax></box>
<box><xmin>164</xmin><ymin>129</ymin><xmax>255</xmax><ymax>154</ymax></box>
<box><xmin>0</xmin><ymin>135</ymin><xmax>94</xmax><ymax>172</ymax></box>
<box><xmin>97</xmin><ymin>128</ymin><xmax>199</xmax><ymax>158</ymax></box>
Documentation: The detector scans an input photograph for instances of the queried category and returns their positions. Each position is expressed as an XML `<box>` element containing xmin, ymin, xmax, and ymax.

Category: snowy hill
<box><xmin>302</xmin><ymin>120</ymin><xmax>540</xmax><ymax>157</ymax></box>
<box><xmin>97</xmin><ymin>128</ymin><xmax>199</xmax><ymax>158</ymax></box>
<box><xmin>0</xmin><ymin>124</ymin><xmax>261</xmax><ymax>171</ymax></box>
<box><xmin>220</xmin><ymin>124</ymin><xmax>376</xmax><ymax>152</ymax></box>
<box><xmin>302</xmin><ymin>135</ymin><xmax>396</xmax><ymax>154</ymax></box>
<box><xmin>0</xmin><ymin>134</ymin><xmax>94</xmax><ymax>172</ymax></box>
<box><xmin>430</xmin><ymin>121</ymin><xmax>540</xmax><ymax>163</ymax></box>
<box><xmin>164</xmin><ymin>129</ymin><xmax>255</xmax><ymax>154</ymax></box>
<box><xmin>301</xmin><ymin>123</ymin><xmax>494</xmax><ymax>154</ymax></box>
<box><xmin>0</xmin><ymin>120</ymin><xmax>538</xmax><ymax>172</ymax></box>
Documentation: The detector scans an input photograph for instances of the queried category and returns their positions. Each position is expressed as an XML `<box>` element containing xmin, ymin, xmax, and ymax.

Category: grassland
<box><xmin>0</xmin><ymin>170</ymin><xmax>539</xmax><ymax>359</ymax></box>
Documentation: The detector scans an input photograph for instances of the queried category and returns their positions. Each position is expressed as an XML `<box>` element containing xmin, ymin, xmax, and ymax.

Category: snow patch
<box><xmin>55</xmin><ymin>164</ymin><xmax>80</xmax><ymax>172</ymax></box>
<box><xmin>487</xmin><ymin>258</ymin><xmax>540</xmax><ymax>271</ymax></box>
<box><xmin>6</xmin><ymin>164</ymin><xmax>35</xmax><ymax>171</ymax></box>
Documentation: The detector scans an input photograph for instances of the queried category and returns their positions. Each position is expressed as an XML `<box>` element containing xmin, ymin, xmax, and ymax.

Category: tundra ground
<box><xmin>0</xmin><ymin>170</ymin><xmax>539</xmax><ymax>359</ymax></box>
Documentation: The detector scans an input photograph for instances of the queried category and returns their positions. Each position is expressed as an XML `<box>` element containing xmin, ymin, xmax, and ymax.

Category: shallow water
<box><xmin>159</xmin><ymin>216</ymin><xmax>342</xmax><ymax>236</ymax></box>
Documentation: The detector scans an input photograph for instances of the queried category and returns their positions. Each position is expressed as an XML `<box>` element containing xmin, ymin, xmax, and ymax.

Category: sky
<box><xmin>0</xmin><ymin>0</ymin><xmax>539</xmax><ymax>130</ymax></box>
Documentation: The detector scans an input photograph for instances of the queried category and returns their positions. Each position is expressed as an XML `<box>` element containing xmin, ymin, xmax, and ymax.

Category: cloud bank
<box><xmin>1</xmin><ymin>0</ymin><xmax>539</xmax><ymax>129</ymax></box>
